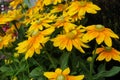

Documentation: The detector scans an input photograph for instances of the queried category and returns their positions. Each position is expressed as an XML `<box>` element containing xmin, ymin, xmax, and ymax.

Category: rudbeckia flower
<box><xmin>0</xmin><ymin>34</ymin><xmax>14</xmax><ymax>49</ymax></box>
<box><xmin>44</xmin><ymin>67</ymin><xmax>84</xmax><ymax>80</ymax></box>
<box><xmin>50</xmin><ymin>4</ymin><xmax>67</xmax><ymax>13</ymax></box>
<box><xmin>16</xmin><ymin>32</ymin><xmax>49</xmax><ymax>59</ymax></box>
<box><xmin>0</xmin><ymin>9</ymin><xmax>23</xmax><ymax>24</ymax></box>
<box><xmin>96</xmin><ymin>46</ymin><xmax>120</xmax><ymax>62</ymax></box>
<box><xmin>43</xmin><ymin>0</ymin><xmax>62</xmax><ymax>5</ymax></box>
<box><xmin>10</xmin><ymin>0</ymin><xmax>23</xmax><ymax>9</ymax></box>
<box><xmin>66</xmin><ymin>1</ymin><xmax>101</xmax><ymax>17</ymax></box>
<box><xmin>51</xmin><ymin>26</ymin><xmax>89</xmax><ymax>53</ymax></box>
<box><xmin>27</xmin><ymin>14</ymin><xmax>56</xmax><ymax>36</ymax></box>
<box><xmin>54</xmin><ymin>13</ymin><xmax>76</xmax><ymax>32</ymax></box>
<box><xmin>82</xmin><ymin>25</ymin><xmax>119</xmax><ymax>47</ymax></box>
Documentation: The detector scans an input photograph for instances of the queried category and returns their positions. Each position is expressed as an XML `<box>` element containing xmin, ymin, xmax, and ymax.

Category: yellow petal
<box><xmin>25</xmin><ymin>47</ymin><xmax>34</xmax><ymax>59</ymax></box>
<box><xmin>66</xmin><ymin>40</ymin><xmax>72</xmax><ymax>51</ymax></box>
<box><xmin>104</xmin><ymin>36</ymin><xmax>112</xmax><ymax>47</ymax></box>
<box><xmin>97</xmin><ymin>52</ymin><xmax>106</xmax><ymax>61</ymax></box>
<box><xmin>78</xmin><ymin>8</ymin><xmax>85</xmax><ymax>16</ymax></box>
<box><xmin>105</xmin><ymin>53</ymin><xmax>112</xmax><ymax>62</ymax></box>
<box><xmin>106</xmin><ymin>28</ymin><xmax>119</xmax><ymax>39</ymax></box>
<box><xmin>55</xmin><ymin>68</ymin><xmax>62</xmax><ymax>75</ymax></box>
<box><xmin>62</xmin><ymin>68</ymin><xmax>70</xmax><ymax>75</ymax></box>
<box><xmin>82</xmin><ymin>31</ymin><xmax>98</xmax><ymax>42</ymax></box>
<box><xmin>96</xmin><ymin>32</ymin><xmax>105</xmax><ymax>44</ymax></box>
<box><xmin>59</xmin><ymin>38</ymin><xmax>67</xmax><ymax>50</ymax></box>
<box><xmin>112</xmin><ymin>53</ymin><xmax>120</xmax><ymax>62</ymax></box>
<box><xmin>44</xmin><ymin>72</ymin><xmax>57</xmax><ymax>79</ymax></box>
<box><xmin>67</xmin><ymin>75</ymin><xmax>84</xmax><ymax>80</ymax></box>
<box><xmin>96</xmin><ymin>48</ymin><xmax>104</xmax><ymax>54</ymax></box>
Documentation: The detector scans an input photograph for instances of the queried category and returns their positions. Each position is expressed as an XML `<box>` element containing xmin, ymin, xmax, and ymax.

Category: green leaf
<box><xmin>104</xmin><ymin>66</ymin><xmax>120</xmax><ymax>77</ymax></box>
<box><xmin>0</xmin><ymin>66</ymin><xmax>10</xmax><ymax>72</ymax></box>
<box><xmin>60</xmin><ymin>52</ymin><xmax>69</xmax><ymax>70</ymax></box>
<box><xmin>0</xmin><ymin>66</ymin><xmax>14</xmax><ymax>76</ymax></box>
<box><xmin>15</xmin><ymin>63</ymin><xmax>27</xmax><ymax>75</ymax></box>
<box><xmin>29</xmin><ymin>66</ymin><xmax>44</xmax><ymax>78</ymax></box>
<box><xmin>94</xmin><ymin>66</ymin><xmax>120</xmax><ymax>80</ymax></box>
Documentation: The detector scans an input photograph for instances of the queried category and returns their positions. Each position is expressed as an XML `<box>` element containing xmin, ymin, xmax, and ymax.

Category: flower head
<box><xmin>96</xmin><ymin>46</ymin><xmax>120</xmax><ymax>62</ymax></box>
<box><xmin>51</xmin><ymin>26</ymin><xmax>89</xmax><ymax>53</ymax></box>
<box><xmin>0</xmin><ymin>9</ymin><xmax>23</xmax><ymax>24</ymax></box>
<box><xmin>10</xmin><ymin>0</ymin><xmax>23</xmax><ymax>9</ymax></box>
<box><xmin>43</xmin><ymin>0</ymin><xmax>62</xmax><ymax>5</ymax></box>
<box><xmin>82</xmin><ymin>25</ymin><xmax>119</xmax><ymax>47</ymax></box>
<box><xmin>0</xmin><ymin>34</ymin><xmax>14</xmax><ymax>49</ymax></box>
<box><xmin>66</xmin><ymin>1</ymin><xmax>101</xmax><ymax>17</ymax></box>
<box><xmin>16</xmin><ymin>32</ymin><xmax>49</xmax><ymax>59</ymax></box>
<box><xmin>44</xmin><ymin>67</ymin><xmax>84</xmax><ymax>80</ymax></box>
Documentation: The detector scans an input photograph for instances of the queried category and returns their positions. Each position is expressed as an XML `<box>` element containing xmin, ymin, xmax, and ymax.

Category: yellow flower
<box><xmin>50</xmin><ymin>4</ymin><xmax>67</xmax><ymax>13</ymax></box>
<box><xmin>10</xmin><ymin>0</ymin><xmax>23</xmax><ymax>9</ymax></box>
<box><xmin>43</xmin><ymin>0</ymin><xmax>62</xmax><ymax>5</ymax></box>
<box><xmin>0</xmin><ymin>34</ymin><xmax>14</xmax><ymax>49</ymax></box>
<box><xmin>0</xmin><ymin>9</ymin><xmax>23</xmax><ymax>24</ymax></box>
<box><xmin>82</xmin><ymin>25</ymin><xmax>119</xmax><ymax>47</ymax></box>
<box><xmin>27</xmin><ymin>14</ymin><xmax>56</xmax><ymax>36</ymax></box>
<box><xmin>44</xmin><ymin>67</ymin><xmax>84</xmax><ymax>80</ymax></box>
<box><xmin>51</xmin><ymin>26</ymin><xmax>89</xmax><ymax>53</ymax></box>
<box><xmin>16</xmin><ymin>32</ymin><xmax>49</xmax><ymax>59</ymax></box>
<box><xmin>66</xmin><ymin>1</ymin><xmax>101</xmax><ymax>17</ymax></box>
<box><xmin>54</xmin><ymin>14</ymin><xmax>76</xmax><ymax>32</ymax></box>
<box><xmin>71</xmin><ymin>13</ymin><xmax>85</xmax><ymax>22</ymax></box>
<box><xmin>96</xmin><ymin>46</ymin><xmax>120</xmax><ymax>62</ymax></box>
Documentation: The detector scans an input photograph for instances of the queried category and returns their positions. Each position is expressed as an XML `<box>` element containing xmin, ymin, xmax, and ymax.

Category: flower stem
<box><xmin>45</xmin><ymin>51</ymin><xmax>56</xmax><ymax>69</ymax></box>
<box><xmin>89</xmin><ymin>44</ymin><xmax>97</xmax><ymax>80</ymax></box>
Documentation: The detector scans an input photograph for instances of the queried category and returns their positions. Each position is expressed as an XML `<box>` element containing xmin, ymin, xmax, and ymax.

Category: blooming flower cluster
<box><xmin>0</xmin><ymin>0</ymin><xmax>120</xmax><ymax>79</ymax></box>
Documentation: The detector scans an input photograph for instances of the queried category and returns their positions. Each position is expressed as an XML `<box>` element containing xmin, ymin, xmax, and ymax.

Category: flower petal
<box><xmin>67</xmin><ymin>75</ymin><xmax>84</xmax><ymax>80</ymax></box>
<box><xmin>96</xmin><ymin>32</ymin><xmax>105</xmax><ymax>44</ymax></box>
<box><xmin>44</xmin><ymin>72</ymin><xmax>57</xmax><ymax>79</ymax></box>
<box><xmin>104</xmin><ymin>36</ymin><xmax>112</xmax><ymax>47</ymax></box>
<box><xmin>63</xmin><ymin>68</ymin><xmax>70</xmax><ymax>75</ymax></box>
<box><xmin>55</xmin><ymin>68</ymin><xmax>62</xmax><ymax>75</ymax></box>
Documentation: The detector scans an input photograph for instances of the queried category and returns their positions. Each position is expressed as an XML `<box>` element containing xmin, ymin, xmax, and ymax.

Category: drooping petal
<box><xmin>104</xmin><ymin>36</ymin><xmax>112</xmax><ymax>47</ymax></box>
<box><xmin>97</xmin><ymin>52</ymin><xmax>106</xmax><ymax>61</ymax></box>
<box><xmin>106</xmin><ymin>28</ymin><xmax>119</xmax><ymax>39</ymax></box>
<box><xmin>96</xmin><ymin>48</ymin><xmax>104</xmax><ymax>54</ymax></box>
<box><xmin>66</xmin><ymin>40</ymin><xmax>72</xmax><ymax>51</ymax></box>
<box><xmin>59</xmin><ymin>37</ymin><xmax>68</xmax><ymax>50</ymax></box>
<box><xmin>96</xmin><ymin>32</ymin><xmax>105</xmax><ymax>44</ymax></box>
<box><xmin>82</xmin><ymin>31</ymin><xmax>98</xmax><ymax>42</ymax></box>
<box><xmin>105</xmin><ymin>52</ymin><xmax>112</xmax><ymax>62</ymax></box>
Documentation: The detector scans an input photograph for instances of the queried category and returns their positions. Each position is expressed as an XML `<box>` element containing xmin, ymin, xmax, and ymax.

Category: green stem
<box><xmin>41</xmin><ymin>44</ymin><xmax>56</xmax><ymax>69</ymax></box>
<box><xmin>32</xmin><ymin>57</ymin><xmax>40</xmax><ymax>66</ymax></box>
<box><xmin>45</xmin><ymin>51</ymin><xmax>56</xmax><ymax>69</ymax></box>
<box><xmin>26</xmin><ymin>60</ymin><xmax>30</xmax><ymax>74</ymax></box>
<box><xmin>89</xmin><ymin>44</ymin><xmax>98</xmax><ymax>80</ymax></box>
<box><xmin>12</xmin><ymin>21</ymin><xmax>19</xmax><ymax>32</ymax></box>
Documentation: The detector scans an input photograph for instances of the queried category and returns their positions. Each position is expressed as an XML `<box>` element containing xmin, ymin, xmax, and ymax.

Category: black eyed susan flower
<box><xmin>44</xmin><ymin>67</ymin><xmax>84</xmax><ymax>80</ymax></box>
<box><xmin>96</xmin><ymin>46</ymin><xmax>120</xmax><ymax>62</ymax></box>
<box><xmin>82</xmin><ymin>25</ymin><xmax>119</xmax><ymax>47</ymax></box>
<box><xmin>51</xmin><ymin>26</ymin><xmax>89</xmax><ymax>53</ymax></box>
<box><xmin>66</xmin><ymin>0</ymin><xmax>101</xmax><ymax>17</ymax></box>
